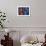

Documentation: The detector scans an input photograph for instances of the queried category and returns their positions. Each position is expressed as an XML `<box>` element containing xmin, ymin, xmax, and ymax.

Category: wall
<box><xmin>7</xmin><ymin>0</ymin><xmax>46</xmax><ymax>27</ymax></box>
<box><xmin>0</xmin><ymin>0</ymin><xmax>32</xmax><ymax>27</ymax></box>
<box><xmin>0</xmin><ymin>0</ymin><xmax>46</xmax><ymax>27</ymax></box>
<box><xmin>32</xmin><ymin>0</ymin><xmax>46</xmax><ymax>27</ymax></box>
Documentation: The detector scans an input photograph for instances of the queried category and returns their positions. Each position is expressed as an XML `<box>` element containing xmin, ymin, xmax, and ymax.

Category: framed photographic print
<box><xmin>17</xmin><ymin>6</ymin><xmax>30</xmax><ymax>16</ymax></box>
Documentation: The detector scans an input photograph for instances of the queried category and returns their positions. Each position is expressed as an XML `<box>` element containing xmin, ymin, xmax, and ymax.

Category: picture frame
<box><xmin>17</xmin><ymin>6</ymin><xmax>30</xmax><ymax>16</ymax></box>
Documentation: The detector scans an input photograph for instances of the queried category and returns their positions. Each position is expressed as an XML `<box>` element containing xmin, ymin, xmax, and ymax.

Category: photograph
<box><xmin>17</xmin><ymin>6</ymin><xmax>30</xmax><ymax>16</ymax></box>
